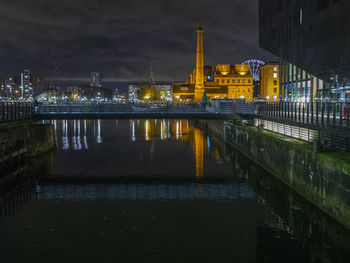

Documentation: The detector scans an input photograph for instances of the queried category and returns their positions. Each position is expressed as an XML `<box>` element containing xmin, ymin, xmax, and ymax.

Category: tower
<box><xmin>195</xmin><ymin>24</ymin><xmax>204</xmax><ymax>101</ymax></box>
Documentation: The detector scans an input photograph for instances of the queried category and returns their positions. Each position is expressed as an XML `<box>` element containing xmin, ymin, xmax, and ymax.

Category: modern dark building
<box><xmin>259</xmin><ymin>0</ymin><xmax>350</xmax><ymax>102</ymax></box>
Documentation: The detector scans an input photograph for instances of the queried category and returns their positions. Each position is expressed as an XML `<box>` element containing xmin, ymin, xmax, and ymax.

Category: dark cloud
<box><xmin>0</xmin><ymin>0</ymin><xmax>275</xmax><ymax>82</ymax></box>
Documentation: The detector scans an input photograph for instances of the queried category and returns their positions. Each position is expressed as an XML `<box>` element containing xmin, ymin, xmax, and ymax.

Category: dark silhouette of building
<box><xmin>259</xmin><ymin>0</ymin><xmax>350</xmax><ymax>102</ymax></box>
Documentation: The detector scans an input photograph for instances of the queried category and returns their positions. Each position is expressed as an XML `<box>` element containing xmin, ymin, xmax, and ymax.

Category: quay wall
<box><xmin>0</xmin><ymin>122</ymin><xmax>56</xmax><ymax>182</ymax></box>
<box><xmin>195</xmin><ymin>119</ymin><xmax>350</xmax><ymax>229</ymax></box>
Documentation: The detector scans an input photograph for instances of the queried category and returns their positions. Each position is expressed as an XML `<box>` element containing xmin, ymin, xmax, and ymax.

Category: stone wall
<box><xmin>195</xmin><ymin>119</ymin><xmax>350</xmax><ymax>230</ymax></box>
<box><xmin>0</xmin><ymin>122</ymin><xmax>56</xmax><ymax>175</ymax></box>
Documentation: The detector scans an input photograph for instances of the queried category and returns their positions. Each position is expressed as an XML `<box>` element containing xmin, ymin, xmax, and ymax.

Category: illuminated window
<box><xmin>274</xmin><ymin>67</ymin><xmax>277</xmax><ymax>72</ymax></box>
<box><xmin>273</xmin><ymin>73</ymin><xmax>277</xmax><ymax>78</ymax></box>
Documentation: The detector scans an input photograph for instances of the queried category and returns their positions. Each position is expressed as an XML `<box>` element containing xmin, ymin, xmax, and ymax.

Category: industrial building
<box><xmin>172</xmin><ymin>25</ymin><xmax>254</xmax><ymax>102</ymax></box>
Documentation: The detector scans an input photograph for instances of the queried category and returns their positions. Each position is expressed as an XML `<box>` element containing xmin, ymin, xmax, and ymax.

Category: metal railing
<box><xmin>37</xmin><ymin>102</ymin><xmax>257</xmax><ymax>115</ymax></box>
<box><xmin>257</xmin><ymin>102</ymin><xmax>350</xmax><ymax>129</ymax></box>
<box><xmin>256</xmin><ymin>102</ymin><xmax>350</xmax><ymax>152</ymax></box>
<box><xmin>0</xmin><ymin>102</ymin><xmax>34</xmax><ymax>123</ymax></box>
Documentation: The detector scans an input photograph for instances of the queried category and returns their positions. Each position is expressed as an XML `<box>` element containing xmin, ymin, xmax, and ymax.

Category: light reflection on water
<box><xmin>1</xmin><ymin>119</ymin><xmax>350</xmax><ymax>262</ymax></box>
<box><xmin>50</xmin><ymin>119</ymin><xmax>214</xmax><ymax>178</ymax></box>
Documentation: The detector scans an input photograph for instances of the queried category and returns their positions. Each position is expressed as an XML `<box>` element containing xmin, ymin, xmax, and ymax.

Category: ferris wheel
<box><xmin>242</xmin><ymin>59</ymin><xmax>266</xmax><ymax>81</ymax></box>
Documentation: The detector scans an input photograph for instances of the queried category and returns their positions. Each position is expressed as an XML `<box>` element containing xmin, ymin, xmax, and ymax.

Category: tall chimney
<box><xmin>195</xmin><ymin>24</ymin><xmax>204</xmax><ymax>101</ymax></box>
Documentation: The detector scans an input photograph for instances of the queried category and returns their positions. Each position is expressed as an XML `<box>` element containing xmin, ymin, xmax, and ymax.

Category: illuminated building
<box><xmin>173</xmin><ymin>25</ymin><xmax>254</xmax><ymax>102</ymax></box>
<box><xmin>259</xmin><ymin>0</ymin><xmax>350</xmax><ymax>102</ymax></box>
<box><xmin>260</xmin><ymin>63</ymin><xmax>279</xmax><ymax>102</ymax></box>
<box><xmin>90</xmin><ymin>72</ymin><xmax>102</xmax><ymax>88</ymax></box>
<box><xmin>128</xmin><ymin>84</ymin><xmax>172</xmax><ymax>102</ymax></box>
<box><xmin>20</xmin><ymin>69</ymin><xmax>33</xmax><ymax>100</ymax></box>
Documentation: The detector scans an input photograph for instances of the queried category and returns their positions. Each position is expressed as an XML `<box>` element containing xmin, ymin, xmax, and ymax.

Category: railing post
<box><xmin>6</xmin><ymin>102</ymin><xmax>8</xmax><ymax>121</ymax></box>
<box><xmin>333</xmin><ymin>103</ymin><xmax>336</xmax><ymax>127</ymax></box>
<box><xmin>340</xmin><ymin>103</ymin><xmax>343</xmax><ymax>127</ymax></box>
<box><xmin>327</xmin><ymin>102</ymin><xmax>330</xmax><ymax>126</ymax></box>
<box><xmin>321</xmin><ymin>102</ymin><xmax>325</xmax><ymax>126</ymax></box>
<box><xmin>316</xmin><ymin>102</ymin><xmax>319</xmax><ymax>126</ymax></box>
<box><xmin>1</xmin><ymin>102</ymin><xmax>3</xmax><ymax>122</ymax></box>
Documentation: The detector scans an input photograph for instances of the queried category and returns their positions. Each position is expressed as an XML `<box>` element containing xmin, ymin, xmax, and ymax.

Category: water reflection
<box><xmin>53</xmin><ymin>120</ymin><xmax>212</xmax><ymax>178</ymax></box>
<box><xmin>1</xmin><ymin>120</ymin><xmax>350</xmax><ymax>262</ymax></box>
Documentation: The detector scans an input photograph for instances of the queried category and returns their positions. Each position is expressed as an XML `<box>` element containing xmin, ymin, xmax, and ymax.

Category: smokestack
<box><xmin>195</xmin><ymin>24</ymin><xmax>204</xmax><ymax>101</ymax></box>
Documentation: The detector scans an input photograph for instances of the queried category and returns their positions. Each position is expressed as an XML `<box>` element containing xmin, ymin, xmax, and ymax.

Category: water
<box><xmin>0</xmin><ymin>119</ymin><xmax>350</xmax><ymax>262</ymax></box>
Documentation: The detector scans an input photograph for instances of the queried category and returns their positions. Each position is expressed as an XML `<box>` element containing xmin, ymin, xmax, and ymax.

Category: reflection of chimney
<box><xmin>195</xmin><ymin>24</ymin><xmax>204</xmax><ymax>101</ymax></box>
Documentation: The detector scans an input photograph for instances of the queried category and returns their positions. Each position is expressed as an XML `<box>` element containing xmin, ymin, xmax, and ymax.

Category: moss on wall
<box><xmin>195</xmin><ymin>119</ymin><xmax>350</xmax><ymax>230</ymax></box>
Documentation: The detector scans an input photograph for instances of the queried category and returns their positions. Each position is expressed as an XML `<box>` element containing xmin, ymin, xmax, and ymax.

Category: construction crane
<box><xmin>49</xmin><ymin>66</ymin><xmax>59</xmax><ymax>91</ymax></box>
<box><xmin>149</xmin><ymin>62</ymin><xmax>156</xmax><ymax>101</ymax></box>
<box><xmin>150</xmin><ymin>62</ymin><xmax>156</xmax><ymax>88</ymax></box>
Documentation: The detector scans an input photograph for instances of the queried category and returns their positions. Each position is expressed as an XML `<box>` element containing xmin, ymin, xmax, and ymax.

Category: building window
<box><xmin>243</xmin><ymin>79</ymin><xmax>246</xmax><ymax>83</ymax></box>
<box><xmin>273</xmin><ymin>73</ymin><xmax>278</xmax><ymax>78</ymax></box>
<box><xmin>248</xmin><ymin>88</ymin><xmax>250</xmax><ymax>92</ymax></box>
<box><xmin>216</xmin><ymin>79</ymin><xmax>219</xmax><ymax>83</ymax></box>
<box><xmin>238</xmin><ymin>79</ymin><xmax>240</xmax><ymax>83</ymax></box>
<box><xmin>227</xmin><ymin>79</ymin><xmax>230</xmax><ymax>84</ymax></box>
<box><xmin>274</xmin><ymin>88</ymin><xmax>277</xmax><ymax>93</ymax></box>
<box><xmin>232</xmin><ymin>79</ymin><xmax>235</xmax><ymax>83</ymax></box>
<box><xmin>222</xmin><ymin>79</ymin><xmax>225</xmax><ymax>84</ymax></box>
<box><xmin>248</xmin><ymin>79</ymin><xmax>251</xmax><ymax>83</ymax></box>
<box><xmin>274</xmin><ymin>67</ymin><xmax>277</xmax><ymax>72</ymax></box>
<box><xmin>274</xmin><ymin>80</ymin><xmax>277</xmax><ymax>85</ymax></box>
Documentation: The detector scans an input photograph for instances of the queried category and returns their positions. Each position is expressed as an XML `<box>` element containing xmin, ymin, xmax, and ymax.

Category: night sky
<box><xmin>0</xmin><ymin>0</ymin><xmax>275</xmax><ymax>83</ymax></box>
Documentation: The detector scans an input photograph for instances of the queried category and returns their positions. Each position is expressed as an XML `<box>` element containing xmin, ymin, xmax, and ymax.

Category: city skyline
<box><xmin>0</xmin><ymin>0</ymin><xmax>275</xmax><ymax>82</ymax></box>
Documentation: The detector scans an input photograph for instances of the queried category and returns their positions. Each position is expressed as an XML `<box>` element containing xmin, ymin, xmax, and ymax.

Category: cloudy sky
<box><xmin>0</xmin><ymin>0</ymin><xmax>275</xmax><ymax>82</ymax></box>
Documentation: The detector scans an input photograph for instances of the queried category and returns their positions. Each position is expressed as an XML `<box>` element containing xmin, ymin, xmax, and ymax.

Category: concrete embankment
<box><xmin>195</xmin><ymin>119</ymin><xmax>350</xmax><ymax>230</ymax></box>
<box><xmin>0</xmin><ymin>122</ymin><xmax>56</xmax><ymax>188</ymax></box>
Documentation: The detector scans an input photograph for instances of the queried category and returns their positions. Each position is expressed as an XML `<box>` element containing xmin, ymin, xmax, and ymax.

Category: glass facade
<box><xmin>259</xmin><ymin>0</ymin><xmax>350</xmax><ymax>102</ymax></box>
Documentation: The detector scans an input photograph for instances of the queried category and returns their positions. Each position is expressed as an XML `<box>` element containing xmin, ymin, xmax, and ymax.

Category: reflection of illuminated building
<box><xmin>128</xmin><ymin>119</ymin><xmax>206</xmax><ymax>178</ymax></box>
<box><xmin>193</xmin><ymin>129</ymin><xmax>204</xmax><ymax>177</ymax></box>
<box><xmin>173</xmin><ymin>25</ymin><xmax>254</xmax><ymax>102</ymax></box>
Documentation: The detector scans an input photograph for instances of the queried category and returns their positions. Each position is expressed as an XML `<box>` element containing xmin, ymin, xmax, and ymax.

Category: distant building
<box><xmin>172</xmin><ymin>25</ymin><xmax>254</xmax><ymax>102</ymax></box>
<box><xmin>20</xmin><ymin>69</ymin><xmax>32</xmax><ymax>100</ymax></box>
<box><xmin>128</xmin><ymin>84</ymin><xmax>172</xmax><ymax>102</ymax></box>
<box><xmin>90</xmin><ymin>72</ymin><xmax>102</xmax><ymax>88</ymax></box>
<box><xmin>31</xmin><ymin>76</ymin><xmax>45</xmax><ymax>96</ymax></box>
<box><xmin>259</xmin><ymin>0</ymin><xmax>350</xmax><ymax>102</ymax></box>
<box><xmin>260</xmin><ymin>63</ymin><xmax>280</xmax><ymax>102</ymax></box>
